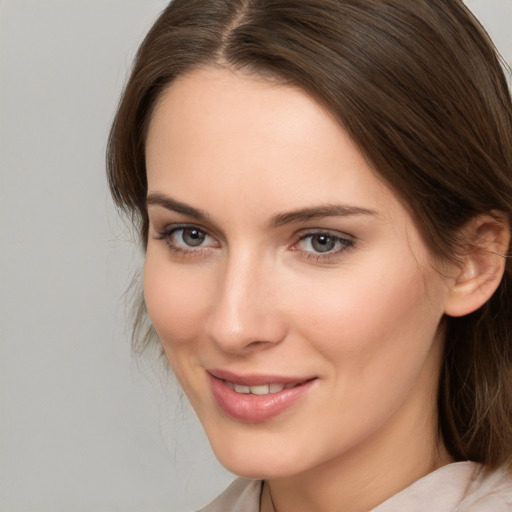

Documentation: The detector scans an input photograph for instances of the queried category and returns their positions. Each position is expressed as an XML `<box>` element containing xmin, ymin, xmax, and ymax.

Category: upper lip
<box><xmin>207</xmin><ymin>368</ymin><xmax>316</xmax><ymax>386</ymax></box>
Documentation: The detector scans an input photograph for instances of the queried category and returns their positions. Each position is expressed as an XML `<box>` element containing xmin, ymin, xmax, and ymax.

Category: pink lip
<box><xmin>208</xmin><ymin>369</ymin><xmax>317</xmax><ymax>423</ymax></box>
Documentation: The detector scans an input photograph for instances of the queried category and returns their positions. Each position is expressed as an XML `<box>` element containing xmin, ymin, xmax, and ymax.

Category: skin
<box><xmin>144</xmin><ymin>66</ymin><xmax>456</xmax><ymax>512</ymax></box>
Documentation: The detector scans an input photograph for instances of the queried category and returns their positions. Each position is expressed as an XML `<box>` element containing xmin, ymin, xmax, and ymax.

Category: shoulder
<box><xmin>373</xmin><ymin>462</ymin><xmax>512</xmax><ymax>512</ymax></box>
<box><xmin>460</xmin><ymin>464</ymin><xmax>512</xmax><ymax>511</ymax></box>
<box><xmin>197</xmin><ymin>478</ymin><xmax>262</xmax><ymax>512</ymax></box>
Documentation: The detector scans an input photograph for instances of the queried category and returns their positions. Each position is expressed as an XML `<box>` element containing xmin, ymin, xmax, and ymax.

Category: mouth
<box><xmin>207</xmin><ymin>370</ymin><xmax>317</xmax><ymax>422</ymax></box>
<box><xmin>224</xmin><ymin>381</ymin><xmax>302</xmax><ymax>395</ymax></box>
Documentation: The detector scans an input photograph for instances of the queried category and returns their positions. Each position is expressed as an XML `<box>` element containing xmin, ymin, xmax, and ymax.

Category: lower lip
<box><xmin>209</xmin><ymin>375</ymin><xmax>316</xmax><ymax>423</ymax></box>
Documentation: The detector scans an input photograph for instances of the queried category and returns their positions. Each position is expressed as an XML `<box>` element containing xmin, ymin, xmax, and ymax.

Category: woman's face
<box><xmin>144</xmin><ymin>67</ymin><xmax>453</xmax><ymax>479</ymax></box>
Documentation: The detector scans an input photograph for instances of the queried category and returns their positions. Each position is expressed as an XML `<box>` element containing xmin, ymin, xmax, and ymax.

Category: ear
<box><xmin>444</xmin><ymin>212</ymin><xmax>510</xmax><ymax>318</ymax></box>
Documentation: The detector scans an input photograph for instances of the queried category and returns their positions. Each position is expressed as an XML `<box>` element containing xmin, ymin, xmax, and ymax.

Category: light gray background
<box><xmin>0</xmin><ymin>1</ymin><xmax>510</xmax><ymax>511</ymax></box>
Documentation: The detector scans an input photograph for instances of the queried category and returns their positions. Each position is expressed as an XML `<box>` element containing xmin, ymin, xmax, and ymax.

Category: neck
<box><xmin>266</xmin><ymin>343</ymin><xmax>452</xmax><ymax>512</ymax></box>
<box><xmin>267</xmin><ymin>427</ymin><xmax>451</xmax><ymax>512</ymax></box>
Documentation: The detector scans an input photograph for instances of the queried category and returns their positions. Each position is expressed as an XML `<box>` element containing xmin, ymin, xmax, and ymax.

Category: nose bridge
<box><xmin>207</xmin><ymin>247</ymin><xmax>285</xmax><ymax>352</ymax></box>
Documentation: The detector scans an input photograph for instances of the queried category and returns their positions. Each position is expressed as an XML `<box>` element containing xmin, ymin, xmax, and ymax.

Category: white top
<box><xmin>198</xmin><ymin>462</ymin><xmax>512</xmax><ymax>511</ymax></box>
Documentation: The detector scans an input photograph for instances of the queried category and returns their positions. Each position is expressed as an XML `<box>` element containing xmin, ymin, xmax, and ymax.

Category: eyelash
<box><xmin>154</xmin><ymin>224</ymin><xmax>354</xmax><ymax>262</ymax></box>
<box><xmin>154</xmin><ymin>224</ymin><xmax>217</xmax><ymax>258</ymax></box>
<box><xmin>293</xmin><ymin>231</ymin><xmax>354</xmax><ymax>262</ymax></box>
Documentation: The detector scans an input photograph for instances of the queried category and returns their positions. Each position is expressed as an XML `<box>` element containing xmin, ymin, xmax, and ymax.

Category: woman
<box><xmin>107</xmin><ymin>0</ymin><xmax>512</xmax><ymax>510</ymax></box>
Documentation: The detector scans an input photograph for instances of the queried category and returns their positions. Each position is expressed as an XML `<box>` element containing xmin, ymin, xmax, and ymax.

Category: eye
<box><xmin>294</xmin><ymin>231</ymin><xmax>353</xmax><ymax>257</ymax></box>
<box><xmin>305</xmin><ymin>233</ymin><xmax>337</xmax><ymax>253</ymax></box>
<box><xmin>154</xmin><ymin>224</ymin><xmax>218</xmax><ymax>254</ymax></box>
<box><xmin>176</xmin><ymin>227</ymin><xmax>207</xmax><ymax>247</ymax></box>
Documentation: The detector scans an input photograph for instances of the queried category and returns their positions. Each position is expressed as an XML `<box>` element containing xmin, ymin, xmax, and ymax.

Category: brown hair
<box><xmin>107</xmin><ymin>0</ymin><xmax>512</xmax><ymax>469</ymax></box>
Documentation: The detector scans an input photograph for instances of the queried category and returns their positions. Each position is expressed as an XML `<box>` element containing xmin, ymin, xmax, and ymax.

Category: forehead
<box><xmin>145</xmin><ymin>66</ymin><xmax>402</xmax><ymax>223</ymax></box>
<box><xmin>146</xmin><ymin>67</ymin><xmax>340</xmax><ymax>170</ymax></box>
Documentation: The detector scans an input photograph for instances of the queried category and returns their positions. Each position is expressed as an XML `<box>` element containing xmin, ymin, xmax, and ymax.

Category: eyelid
<box><xmin>294</xmin><ymin>227</ymin><xmax>354</xmax><ymax>243</ymax></box>
<box><xmin>147</xmin><ymin>206</ymin><xmax>226</xmax><ymax>242</ymax></box>
<box><xmin>291</xmin><ymin>228</ymin><xmax>355</xmax><ymax>261</ymax></box>
<box><xmin>154</xmin><ymin>223</ymin><xmax>220</xmax><ymax>255</ymax></box>
<box><xmin>155</xmin><ymin>222</ymin><xmax>215</xmax><ymax>239</ymax></box>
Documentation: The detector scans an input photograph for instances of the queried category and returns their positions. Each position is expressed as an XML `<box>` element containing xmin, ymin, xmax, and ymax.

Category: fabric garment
<box><xmin>198</xmin><ymin>461</ymin><xmax>512</xmax><ymax>512</ymax></box>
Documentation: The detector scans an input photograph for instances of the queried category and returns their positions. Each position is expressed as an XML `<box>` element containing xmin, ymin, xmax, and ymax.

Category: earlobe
<box><xmin>444</xmin><ymin>213</ymin><xmax>510</xmax><ymax>318</ymax></box>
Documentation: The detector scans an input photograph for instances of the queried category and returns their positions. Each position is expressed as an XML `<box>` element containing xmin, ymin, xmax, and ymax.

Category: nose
<box><xmin>206</xmin><ymin>251</ymin><xmax>288</xmax><ymax>354</ymax></box>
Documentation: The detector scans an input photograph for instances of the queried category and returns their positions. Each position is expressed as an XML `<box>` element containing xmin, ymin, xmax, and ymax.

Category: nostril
<box><xmin>246</xmin><ymin>339</ymin><xmax>274</xmax><ymax>349</ymax></box>
<box><xmin>206</xmin><ymin>269</ymin><xmax>288</xmax><ymax>352</ymax></box>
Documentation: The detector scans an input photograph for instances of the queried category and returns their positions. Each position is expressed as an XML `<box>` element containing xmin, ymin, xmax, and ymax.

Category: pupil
<box><xmin>312</xmin><ymin>234</ymin><xmax>335</xmax><ymax>253</ymax></box>
<box><xmin>183</xmin><ymin>229</ymin><xmax>205</xmax><ymax>246</ymax></box>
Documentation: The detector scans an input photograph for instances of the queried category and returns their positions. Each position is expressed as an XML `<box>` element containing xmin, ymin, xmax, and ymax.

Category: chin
<box><xmin>217</xmin><ymin>454</ymin><xmax>299</xmax><ymax>480</ymax></box>
<box><xmin>207</xmin><ymin>431</ymin><xmax>315</xmax><ymax>480</ymax></box>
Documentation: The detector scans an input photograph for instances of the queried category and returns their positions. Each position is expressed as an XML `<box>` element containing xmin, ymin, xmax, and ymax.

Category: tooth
<box><xmin>250</xmin><ymin>384</ymin><xmax>270</xmax><ymax>395</ymax></box>
<box><xmin>234</xmin><ymin>384</ymin><xmax>250</xmax><ymax>393</ymax></box>
<box><xmin>269</xmin><ymin>383</ymin><xmax>285</xmax><ymax>393</ymax></box>
<box><xmin>230</xmin><ymin>382</ymin><xmax>296</xmax><ymax>394</ymax></box>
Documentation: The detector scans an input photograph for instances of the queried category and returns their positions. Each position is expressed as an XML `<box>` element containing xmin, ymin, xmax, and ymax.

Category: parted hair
<box><xmin>107</xmin><ymin>0</ymin><xmax>512</xmax><ymax>469</ymax></box>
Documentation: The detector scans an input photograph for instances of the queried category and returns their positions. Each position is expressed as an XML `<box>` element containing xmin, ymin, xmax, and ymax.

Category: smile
<box><xmin>225</xmin><ymin>381</ymin><xmax>300</xmax><ymax>395</ymax></box>
<box><xmin>208</xmin><ymin>371</ymin><xmax>317</xmax><ymax>422</ymax></box>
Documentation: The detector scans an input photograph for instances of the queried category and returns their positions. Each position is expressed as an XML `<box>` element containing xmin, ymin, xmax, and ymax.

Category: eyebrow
<box><xmin>147</xmin><ymin>192</ymin><xmax>377</xmax><ymax>226</ymax></box>
<box><xmin>147</xmin><ymin>193</ymin><xmax>210</xmax><ymax>221</ymax></box>
<box><xmin>270</xmin><ymin>204</ymin><xmax>378</xmax><ymax>227</ymax></box>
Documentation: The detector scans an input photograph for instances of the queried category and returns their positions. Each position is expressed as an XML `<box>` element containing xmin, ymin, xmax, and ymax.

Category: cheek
<box><xmin>143</xmin><ymin>250</ymin><xmax>212</xmax><ymax>346</ymax></box>
<box><xmin>288</xmin><ymin>252</ymin><xmax>445</xmax><ymax>365</ymax></box>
